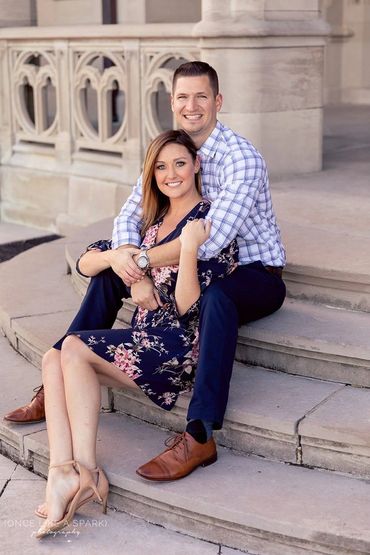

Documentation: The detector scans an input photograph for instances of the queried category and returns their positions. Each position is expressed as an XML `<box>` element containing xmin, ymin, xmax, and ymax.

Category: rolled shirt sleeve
<box><xmin>112</xmin><ymin>175</ymin><xmax>143</xmax><ymax>249</ymax></box>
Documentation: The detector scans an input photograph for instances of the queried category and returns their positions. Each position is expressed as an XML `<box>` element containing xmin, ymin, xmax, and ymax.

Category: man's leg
<box><xmin>137</xmin><ymin>262</ymin><xmax>286</xmax><ymax>481</ymax></box>
<box><xmin>187</xmin><ymin>262</ymin><xmax>286</xmax><ymax>431</ymax></box>
<box><xmin>3</xmin><ymin>268</ymin><xmax>128</xmax><ymax>423</ymax></box>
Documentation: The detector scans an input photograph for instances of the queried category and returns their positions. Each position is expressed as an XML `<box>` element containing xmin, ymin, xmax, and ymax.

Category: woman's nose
<box><xmin>166</xmin><ymin>164</ymin><xmax>178</xmax><ymax>179</ymax></box>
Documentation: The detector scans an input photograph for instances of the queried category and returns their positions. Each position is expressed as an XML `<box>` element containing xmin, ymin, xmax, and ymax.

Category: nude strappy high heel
<box><xmin>36</xmin><ymin>460</ymin><xmax>109</xmax><ymax>539</ymax></box>
<box><xmin>35</xmin><ymin>465</ymin><xmax>108</xmax><ymax>519</ymax></box>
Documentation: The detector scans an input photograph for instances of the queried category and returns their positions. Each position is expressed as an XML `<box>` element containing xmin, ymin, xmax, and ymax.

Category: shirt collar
<box><xmin>198</xmin><ymin>121</ymin><xmax>223</xmax><ymax>159</ymax></box>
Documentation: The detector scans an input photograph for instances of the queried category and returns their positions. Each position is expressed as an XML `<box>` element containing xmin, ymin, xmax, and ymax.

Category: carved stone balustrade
<box><xmin>0</xmin><ymin>25</ymin><xmax>198</xmax><ymax>231</ymax></box>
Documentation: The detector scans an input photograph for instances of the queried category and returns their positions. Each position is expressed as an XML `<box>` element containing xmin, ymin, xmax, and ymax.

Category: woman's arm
<box><xmin>175</xmin><ymin>220</ymin><xmax>211</xmax><ymax>316</ymax></box>
<box><xmin>77</xmin><ymin>240</ymin><xmax>141</xmax><ymax>281</ymax></box>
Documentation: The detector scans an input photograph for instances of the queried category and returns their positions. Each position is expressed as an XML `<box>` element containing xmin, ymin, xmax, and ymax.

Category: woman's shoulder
<box><xmin>192</xmin><ymin>200</ymin><xmax>211</xmax><ymax>218</ymax></box>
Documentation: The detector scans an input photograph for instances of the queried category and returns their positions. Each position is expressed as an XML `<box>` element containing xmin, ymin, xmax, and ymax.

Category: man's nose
<box><xmin>185</xmin><ymin>96</ymin><xmax>197</xmax><ymax>111</ymax></box>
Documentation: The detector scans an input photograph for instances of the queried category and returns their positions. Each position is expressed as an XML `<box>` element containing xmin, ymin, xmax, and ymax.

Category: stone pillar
<box><xmin>0</xmin><ymin>0</ymin><xmax>35</xmax><ymax>27</ymax></box>
<box><xmin>323</xmin><ymin>0</ymin><xmax>370</xmax><ymax>104</ymax></box>
<box><xmin>193</xmin><ymin>0</ymin><xmax>329</xmax><ymax>176</ymax></box>
<box><xmin>36</xmin><ymin>0</ymin><xmax>102</xmax><ymax>26</ymax></box>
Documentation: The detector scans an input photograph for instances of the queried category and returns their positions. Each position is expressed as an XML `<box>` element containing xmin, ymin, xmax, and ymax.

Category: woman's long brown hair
<box><xmin>140</xmin><ymin>130</ymin><xmax>201</xmax><ymax>237</ymax></box>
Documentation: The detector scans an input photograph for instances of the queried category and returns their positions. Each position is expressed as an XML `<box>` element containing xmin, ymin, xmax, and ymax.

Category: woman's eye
<box><xmin>156</xmin><ymin>165</ymin><xmax>165</xmax><ymax>170</ymax></box>
<box><xmin>176</xmin><ymin>161</ymin><xmax>185</xmax><ymax>167</ymax></box>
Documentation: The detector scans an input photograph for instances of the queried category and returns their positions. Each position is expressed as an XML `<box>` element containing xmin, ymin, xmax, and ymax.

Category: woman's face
<box><xmin>154</xmin><ymin>143</ymin><xmax>200</xmax><ymax>202</ymax></box>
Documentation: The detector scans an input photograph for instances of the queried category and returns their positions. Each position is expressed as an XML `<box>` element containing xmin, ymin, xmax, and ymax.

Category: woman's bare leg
<box><xmin>38</xmin><ymin>348</ymin><xmax>80</xmax><ymax>523</ymax></box>
<box><xmin>39</xmin><ymin>335</ymin><xmax>139</xmax><ymax>526</ymax></box>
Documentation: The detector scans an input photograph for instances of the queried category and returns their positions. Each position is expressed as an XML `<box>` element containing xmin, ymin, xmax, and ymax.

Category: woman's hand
<box><xmin>179</xmin><ymin>219</ymin><xmax>211</xmax><ymax>252</ymax></box>
<box><xmin>108</xmin><ymin>247</ymin><xmax>144</xmax><ymax>286</ymax></box>
<box><xmin>131</xmin><ymin>275</ymin><xmax>163</xmax><ymax>310</ymax></box>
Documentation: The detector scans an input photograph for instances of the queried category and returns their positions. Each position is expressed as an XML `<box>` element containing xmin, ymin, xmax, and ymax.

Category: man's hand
<box><xmin>131</xmin><ymin>275</ymin><xmax>163</xmax><ymax>310</ymax></box>
<box><xmin>109</xmin><ymin>247</ymin><xmax>144</xmax><ymax>286</ymax></box>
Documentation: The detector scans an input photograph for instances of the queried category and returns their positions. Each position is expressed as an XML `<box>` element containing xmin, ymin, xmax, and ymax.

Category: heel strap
<box><xmin>49</xmin><ymin>459</ymin><xmax>76</xmax><ymax>470</ymax></box>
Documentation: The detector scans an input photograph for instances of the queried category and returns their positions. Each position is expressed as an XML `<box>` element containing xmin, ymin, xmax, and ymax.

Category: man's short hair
<box><xmin>172</xmin><ymin>61</ymin><xmax>219</xmax><ymax>97</ymax></box>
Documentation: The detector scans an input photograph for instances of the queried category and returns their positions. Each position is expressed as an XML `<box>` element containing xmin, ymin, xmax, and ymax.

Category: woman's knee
<box><xmin>60</xmin><ymin>335</ymin><xmax>86</xmax><ymax>367</ymax></box>
<box><xmin>41</xmin><ymin>347</ymin><xmax>61</xmax><ymax>376</ymax></box>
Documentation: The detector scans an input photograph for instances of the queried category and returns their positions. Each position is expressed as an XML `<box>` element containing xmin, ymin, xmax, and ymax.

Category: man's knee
<box><xmin>201</xmin><ymin>283</ymin><xmax>236</xmax><ymax>315</ymax></box>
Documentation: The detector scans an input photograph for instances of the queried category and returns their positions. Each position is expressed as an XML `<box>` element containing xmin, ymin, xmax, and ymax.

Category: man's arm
<box><xmin>197</xmin><ymin>155</ymin><xmax>267</xmax><ymax>259</ymax></box>
<box><xmin>78</xmin><ymin>245</ymin><xmax>145</xmax><ymax>285</ymax></box>
<box><xmin>135</xmin><ymin>238</ymin><xmax>181</xmax><ymax>268</ymax></box>
<box><xmin>112</xmin><ymin>175</ymin><xmax>143</xmax><ymax>250</ymax></box>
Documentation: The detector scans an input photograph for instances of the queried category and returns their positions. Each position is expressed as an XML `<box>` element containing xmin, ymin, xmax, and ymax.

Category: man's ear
<box><xmin>216</xmin><ymin>93</ymin><xmax>223</xmax><ymax>113</ymax></box>
<box><xmin>170</xmin><ymin>95</ymin><xmax>175</xmax><ymax>112</ymax></box>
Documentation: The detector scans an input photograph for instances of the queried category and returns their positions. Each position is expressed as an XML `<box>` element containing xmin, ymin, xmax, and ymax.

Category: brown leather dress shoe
<box><xmin>3</xmin><ymin>385</ymin><xmax>45</xmax><ymax>424</ymax></box>
<box><xmin>136</xmin><ymin>432</ymin><xmax>217</xmax><ymax>481</ymax></box>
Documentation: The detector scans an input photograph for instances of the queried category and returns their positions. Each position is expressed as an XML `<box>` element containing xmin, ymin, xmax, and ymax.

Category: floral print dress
<box><xmin>73</xmin><ymin>201</ymin><xmax>238</xmax><ymax>411</ymax></box>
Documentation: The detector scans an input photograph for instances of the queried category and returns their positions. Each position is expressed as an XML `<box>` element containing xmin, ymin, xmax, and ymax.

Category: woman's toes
<box><xmin>36</xmin><ymin>502</ymin><xmax>47</xmax><ymax>517</ymax></box>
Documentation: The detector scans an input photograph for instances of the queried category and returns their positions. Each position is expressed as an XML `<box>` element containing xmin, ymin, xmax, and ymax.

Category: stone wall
<box><xmin>323</xmin><ymin>0</ymin><xmax>370</xmax><ymax>104</ymax></box>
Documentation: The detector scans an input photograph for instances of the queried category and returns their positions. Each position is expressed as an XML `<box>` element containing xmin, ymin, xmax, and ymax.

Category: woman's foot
<box><xmin>36</xmin><ymin>465</ymin><xmax>105</xmax><ymax>521</ymax></box>
<box><xmin>42</xmin><ymin>464</ymin><xmax>80</xmax><ymax>526</ymax></box>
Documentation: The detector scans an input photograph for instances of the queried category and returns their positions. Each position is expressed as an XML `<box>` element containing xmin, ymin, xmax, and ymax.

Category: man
<box><xmin>4</xmin><ymin>62</ymin><xmax>286</xmax><ymax>481</ymax></box>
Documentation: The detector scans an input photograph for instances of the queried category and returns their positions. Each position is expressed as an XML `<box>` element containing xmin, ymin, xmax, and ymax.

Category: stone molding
<box><xmin>0</xmin><ymin>29</ymin><xmax>197</xmax><ymax>175</ymax></box>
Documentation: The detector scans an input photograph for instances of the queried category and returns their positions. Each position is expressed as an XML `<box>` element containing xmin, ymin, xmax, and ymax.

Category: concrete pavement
<box><xmin>0</xmin><ymin>453</ymin><xmax>240</xmax><ymax>555</ymax></box>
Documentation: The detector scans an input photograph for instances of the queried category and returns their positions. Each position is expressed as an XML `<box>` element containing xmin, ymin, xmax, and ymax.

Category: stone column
<box><xmin>0</xmin><ymin>39</ymin><xmax>13</xmax><ymax>165</ymax></box>
<box><xmin>323</xmin><ymin>0</ymin><xmax>370</xmax><ymax>104</ymax></box>
<box><xmin>193</xmin><ymin>0</ymin><xmax>329</xmax><ymax>176</ymax></box>
<box><xmin>0</xmin><ymin>0</ymin><xmax>35</xmax><ymax>27</ymax></box>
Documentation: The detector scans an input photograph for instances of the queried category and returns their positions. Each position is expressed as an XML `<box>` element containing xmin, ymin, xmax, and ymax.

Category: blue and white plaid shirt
<box><xmin>112</xmin><ymin>121</ymin><xmax>286</xmax><ymax>267</ymax></box>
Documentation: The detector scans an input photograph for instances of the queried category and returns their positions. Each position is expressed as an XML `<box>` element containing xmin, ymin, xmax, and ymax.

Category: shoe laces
<box><xmin>164</xmin><ymin>433</ymin><xmax>189</xmax><ymax>462</ymax></box>
<box><xmin>31</xmin><ymin>385</ymin><xmax>43</xmax><ymax>401</ymax></box>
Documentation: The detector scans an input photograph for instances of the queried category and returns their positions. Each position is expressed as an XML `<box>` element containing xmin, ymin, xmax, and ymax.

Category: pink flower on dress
<box><xmin>113</xmin><ymin>345</ymin><xmax>142</xmax><ymax>379</ymax></box>
<box><xmin>142</xmin><ymin>224</ymin><xmax>159</xmax><ymax>248</ymax></box>
<box><xmin>151</xmin><ymin>265</ymin><xmax>178</xmax><ymax>288</ymax></box>
<box><xmin>160</xmin><ymin>392</ymin><xmax>176</xmax><ymax>405</ymax></box>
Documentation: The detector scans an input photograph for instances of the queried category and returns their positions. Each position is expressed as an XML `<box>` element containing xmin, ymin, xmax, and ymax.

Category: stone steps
<box><xmin>67</xmin><ymin>227</ymin><xmax>370</xmax><ymax>387</ymax></box>
<box><xmin>66</xmin><ymin>217</ymin><xmax>370</xmax><ymax>313</ymax></box>
<box><xmin>2</xmin><ymin>232</ymin><xmax>370</xmax><ymax>552</ymax></box>
<box><xmin>1</xmin><ymin>336</ymin><xmax>370</xmax><ymax>555</ymax></box>
<box><xmin>1</xmin><ymin>239</ymin><xmax>370</xmax><ymax>479</ymax></box>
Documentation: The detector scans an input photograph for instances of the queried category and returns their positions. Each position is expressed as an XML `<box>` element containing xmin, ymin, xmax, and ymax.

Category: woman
<box><xmin>36</xmin><ymin>130</ymin><xmax>238</xmax><ymax>539</ymax></box>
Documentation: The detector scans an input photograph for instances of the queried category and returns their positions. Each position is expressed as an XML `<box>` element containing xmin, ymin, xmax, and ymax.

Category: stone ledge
<box><xmin>16</xmin><ymin>412</ymin><xmax>370</xmax><ymax>555</ymax></box>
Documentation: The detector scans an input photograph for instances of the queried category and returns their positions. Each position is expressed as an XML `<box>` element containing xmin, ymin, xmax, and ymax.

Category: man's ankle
<box><xmin>186</xmin><ymin>419</ymin><xmax>213</xmax><ymax>444</ymax></box>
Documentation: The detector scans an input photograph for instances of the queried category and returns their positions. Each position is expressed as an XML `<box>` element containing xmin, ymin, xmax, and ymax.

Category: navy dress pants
<box><xmin>187</xmin><ymin>261</ymin><xmax>286</xmax><ymax>429</ymax></box>
<box><xmin>54</xmin><ymin>262</ymin><xmax>285</xmax><ymax>430</ymax></box>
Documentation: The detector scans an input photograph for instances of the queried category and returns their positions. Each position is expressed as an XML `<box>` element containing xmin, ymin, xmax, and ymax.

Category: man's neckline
<box><xmin>198</xmin><ymin>121</ymin><xmax>223</xmax><ymax>157</ymax></box>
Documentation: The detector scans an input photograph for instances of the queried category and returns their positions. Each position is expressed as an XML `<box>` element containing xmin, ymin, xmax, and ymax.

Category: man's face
<box><xmin>171</xmin><ymin>75</ymin><xmax>223</xmax><ymax>148</ymax></box>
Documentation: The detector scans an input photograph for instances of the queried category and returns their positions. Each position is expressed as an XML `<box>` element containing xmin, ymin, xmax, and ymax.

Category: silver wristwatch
<box><xmin>136</xmin><ymin>247</ymin><xmax>150</xmax><ymax>271</ymax></box>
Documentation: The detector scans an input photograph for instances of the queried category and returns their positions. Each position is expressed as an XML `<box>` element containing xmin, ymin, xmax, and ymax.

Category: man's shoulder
<box><xmin>212</xmin><ymin>122</ymin><xmax>265</xmax><ymax>172</ymax></box>
<box><xmin>214</xmin><ymin>122</ymin><xmax>264</xmax><ymax>160</ymax></box>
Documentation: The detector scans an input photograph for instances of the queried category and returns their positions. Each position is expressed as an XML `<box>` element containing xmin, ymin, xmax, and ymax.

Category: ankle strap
<box><xmin>49</xmin><ymin>459</ymin><xmax>76</xmax><ymax>470</ymax></box>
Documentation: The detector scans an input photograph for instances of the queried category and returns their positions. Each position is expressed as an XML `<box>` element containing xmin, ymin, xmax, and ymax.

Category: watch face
<box><xmin>137</xmin><ymin>255</ymin><xmax>148</xmax><ymax>269</ymax></box>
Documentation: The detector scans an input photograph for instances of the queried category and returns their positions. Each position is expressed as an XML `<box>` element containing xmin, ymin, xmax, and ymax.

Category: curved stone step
<box><xmin>2</xmin><ymin>337</ymin><xmax>370</xmax><ymax>555</ymax></box>
<box><xmin>66</xmin><ymin>217</ymin><xmax>370</xmax><ymax>313</ymax></box>
<box><xmin>2</xmin><ymin>237</ymin><xmax>370</xmax><ymax>478</ymax></box>
<box><xmin>281</xmin><ymin>221</ymin><xmax>370</xmax><ymax>313</ymax></box>
<box><xmin>3</xmin><ymin>255</ymin><xmax>370</xmax><ymax>553</ymax></box>
<box><xmin>67</xmin><ymin>226</ymin><xmax>370</xmax><ymax>388</ymax></box>
<box><xmin>16</xmin><ymin>409</ymin><xmax>370</xmax><ymax>555</ymax></box>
